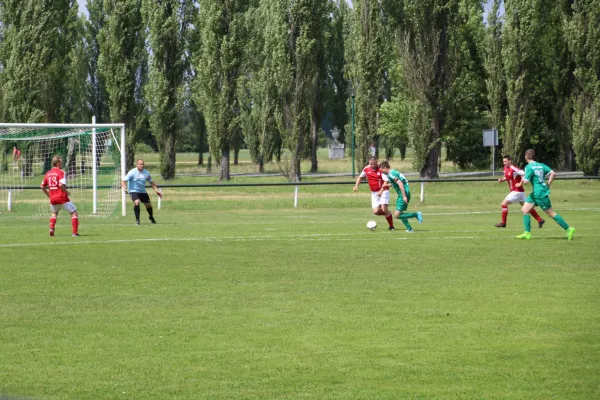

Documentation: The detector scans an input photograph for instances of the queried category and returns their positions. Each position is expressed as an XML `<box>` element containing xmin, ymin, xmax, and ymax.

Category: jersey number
<box><xmin>534</xmin><ymin>169</ymin><xmax>545</xmax><ymax>184</ymax></box>
<box><xmin>48</xmin><ymin>176</ymin><xmax>58</xmax><ymax>187</ymax></box>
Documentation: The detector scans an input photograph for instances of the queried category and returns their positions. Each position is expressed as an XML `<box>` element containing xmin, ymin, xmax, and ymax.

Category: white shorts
<box><xmin>504</xmin><ymin>191</ymin><xmax>526</xmax><ymax>204</ymax></box>
<box><xmin>51</xmin><ymin>202</ymin><xmax>77</xmax><ymax>214</ymax></box>
<box><xmin>371</xmin><ymin>191</ymin><xmax>390</xmax><ymax>209</ymax></box>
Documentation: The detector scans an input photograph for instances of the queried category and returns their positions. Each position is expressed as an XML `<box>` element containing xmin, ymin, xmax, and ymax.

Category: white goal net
<box><xmin>0</xmin><ymin>123</ymin><xmax>126</xmax><ymax>217</ymax></box>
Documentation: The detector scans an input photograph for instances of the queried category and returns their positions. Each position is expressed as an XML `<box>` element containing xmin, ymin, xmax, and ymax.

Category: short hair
<box><xmin>137</xmin><ymin>159</ymin><xmax>145</xmax><ymax>164</ymax></box>
<box><xmin>368</xmin><ymin>156</ymin><xmax>377</xmax><ymax>162</ymax></box>
<box><xmin>51</xmin><ymin>156</ymin><xmax>62</xmax><ymax>167</ymax></box>
<box><xmin>525</xmin><ymin>149</ymin><xmax>536</xmax><ymax>160</ymax></box>
<box><xmin>379</xmin><ymin>161</ymin><xmax>390</xmax><ymax>169</ymax></box>
<box><xmin>503</xmin><ymin>155</ymin><xmax>512</xmax><ymax>160</ymax></box>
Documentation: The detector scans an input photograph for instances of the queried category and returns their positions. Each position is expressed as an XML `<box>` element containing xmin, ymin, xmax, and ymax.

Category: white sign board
<box><xmin>483</xmin><ymin>129</ymin><xmax>498</xmax><ymax>147</ymax></box>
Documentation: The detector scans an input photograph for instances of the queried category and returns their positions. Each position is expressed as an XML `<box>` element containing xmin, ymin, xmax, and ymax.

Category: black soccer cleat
<box><xmin>388</xmin><ymin>226</ymin><xmax>395</xmax><ymax>231</ymax></box>
<box><xmin>149</xmin><ymin>217</ymin><xmax>156</xmax><ymax>224</ymax></box>
<box><xmin>136</xmin><ymin>220</ymin><xmax>140</xmax><ymax>226</ymax></box>
<box><xmin>538</xmin><ymin>219</ymin><xmax>545</xmax><ymax>229</ymax></box>
<box><xmin>495</xmin><ymin>222</ymin><xmax>506</xmax><ymax>228</ymax></box>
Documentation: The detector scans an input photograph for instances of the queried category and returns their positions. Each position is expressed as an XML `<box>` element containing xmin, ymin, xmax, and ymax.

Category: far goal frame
<box><xmin>0</xmin><ymin>122</ymin><xmax>127</xmax><ymax>216</ymax></box>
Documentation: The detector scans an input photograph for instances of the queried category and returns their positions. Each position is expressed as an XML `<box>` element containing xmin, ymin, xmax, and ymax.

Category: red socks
<box><xmin>501</xmin><ymin>207</ymin><xmax>508</xmax><ymax>224</ymax></box>
<box><xmin>50</xmin><ymin>217</ymin><xmax>56</xmax><ymax>230</ymax></box>
<box><xmin>71</xmin><ymin>216</ymin><xmax>79</xmax><ymax>235</ymax></box>
<box><xmin>529</xmin><ymin>208</ymin><xmax>543</xmax><ymax>222</ymax></box>
<box><xmin>385</xmin><ymin>213</ymin><xmax>394</xmax><ymax>228</ymax></box>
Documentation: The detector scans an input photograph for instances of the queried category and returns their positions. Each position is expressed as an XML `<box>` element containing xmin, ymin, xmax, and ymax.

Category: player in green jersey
<box><xmin>515</xmin><ymin>149</ymin><xmax>575</xmax><ymax>240</ymax></box>
<box><xmin>379</xmin><ymin>162</ymin><xmax>423</xmax><ymax>232</ymax></box>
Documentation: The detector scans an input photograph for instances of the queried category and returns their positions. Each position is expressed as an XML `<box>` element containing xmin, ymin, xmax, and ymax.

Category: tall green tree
<box><xmin>98</xmin><ymin>0</ymin><xmax>146</xmax><ymax>169</ymax></box>
<box><xmin>307</xmin><ymin>1</ymin><xmax>330</xmax><ymax>173</ymax></box>
<box><xmin>566</xmin><ymin>0</ymin><xmax>600</xmax><ymax>175</ymax></box>
<box><xmin>195</xmin><ymin>0</ymin><xmax>249</xmax><ymax>181</ymax></box>
<box><xmin>85</xmin><ymin>0</ymin><xmax>110</xmax><ymax>123</ymax></box>
<box><xmin>345</xmin><ymin>0</ymin><xmax>389</xmax><ymax>170</ymax></box>
<box><xmin>502</xmin><ymin>0</ymin><xmax>571</xmax><ymax>165</ymax></box>
<box><xmin>143</xmin><ymin>0</ymin><xmax>195</xmax><ymax>180</ymax></box>
<box><xmin>0</xmin><ymin>0</ymin><xmax>79</xmax><ymax>123</ymax></box>
<box><xmin>237</xmin><ymin>1</ymin><xmax>285</xmax><ymax>173</ymax></box>
<box><xmin>443</xmin><ymin>0</ymin><xmax>489</xmax><ymax>170</ymax></box>
<box><xmin>323</xmin><ymin>0</ymin><xmax>350</xmax><ymax>146</ymax></box>
<box><xmin>393</xmin><ymin>0</ymin><xmax>459</xmax><ymax>178</ymax></box>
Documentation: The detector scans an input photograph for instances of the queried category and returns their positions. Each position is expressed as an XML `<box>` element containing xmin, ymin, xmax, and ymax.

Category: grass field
<box><xmin>1</xmin><ymin>179</ymin><xmax>599</xmax><ymax>399</ymax></box>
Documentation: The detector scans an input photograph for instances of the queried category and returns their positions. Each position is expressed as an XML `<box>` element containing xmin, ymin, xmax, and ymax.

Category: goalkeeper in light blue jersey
<box><xmin>379</xmin><ymin>161</ymin><xmax>423</xmax><ymax>232</ymax></box>
<box><xmin>121</xmin><ymin>159</ymin><xmax>162</xmax><ymax>225</ymax></box>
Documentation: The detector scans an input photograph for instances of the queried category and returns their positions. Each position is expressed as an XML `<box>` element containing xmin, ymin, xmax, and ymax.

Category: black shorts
<box><xmin>130</xmin><ymin>192</ymin><xmax>151</xmax><ymax>204</ymax></box>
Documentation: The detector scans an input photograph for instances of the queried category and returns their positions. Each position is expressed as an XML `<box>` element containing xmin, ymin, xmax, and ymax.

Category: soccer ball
<box><xmin>367</xmin><ymin>220</ymin><xmax>377</xmax><ymax>230</ymax></box>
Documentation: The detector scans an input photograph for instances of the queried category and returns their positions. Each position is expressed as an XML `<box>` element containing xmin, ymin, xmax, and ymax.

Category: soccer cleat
<box><xmin>136</xmin><ymin>220</ymin><xmax>140</xmax><ymax>226</ymax></box>
<box><xmin>516</xmin><ymin>232</ymin><xmax>531</xmax><ymax>240</ymax></box>
<box><xmin>538</xmin><ymin>219</ymin><xmax>545</xmax><ymax>229</ymax></box>
<box><xmin>49</xmin><ymin>229</ymin><xmax>55</xmax><ymax>237</ymax></box>
<box><xmin>417</xmin><ymin>211</ymin><xmax>423</xmax><ymax>225</ymax></box>
<box><xmin>566</xmin><ymin>227</ymin><xmax>575</xmax><ymax>241</ymax></box>
<box><xmin>495</xmin><ymin>222</ymin><xmax>506</xmax><ymax>228</ymax></box>
<box><xmin>149</xmin><ymin>217</ymin><xmax>156</xmax><ymax>224</ymax></box>
<box><xmin>406</xmin><ymin>229</ymin><xmax>414</xmax><ymax>233</ymax></box>
<box><xmin>72</xmin><ymin>233</ymin><xmax>79</xmax><ymax>237</ymax></box>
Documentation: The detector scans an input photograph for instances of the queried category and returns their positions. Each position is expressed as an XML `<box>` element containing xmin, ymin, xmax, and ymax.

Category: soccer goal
<box><xmin>0</xmin><ymin>122</ymin><xmax>127</xmax><ymax>217</ymax></box>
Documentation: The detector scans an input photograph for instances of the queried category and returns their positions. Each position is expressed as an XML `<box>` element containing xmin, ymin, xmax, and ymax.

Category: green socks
<box><xmin>523</xmin><ymin>214</ymin><xmax>531</xmax><ymax>232</ymax></box>
<box><xmin>553</xmin><ymin>214</ymin><xmax>569</xmax><ymax>230</ymax></box>
<box><xmin>399</xmin><ymin>217</ymin><xmax>412</xmax><ymax>230</ymax></box>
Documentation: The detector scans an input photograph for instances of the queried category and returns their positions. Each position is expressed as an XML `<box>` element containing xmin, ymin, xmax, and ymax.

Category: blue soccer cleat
<box><xmin>416</xmin><ymin>212</ymin><xmax>423</xmax><ymax>225</ymax></box>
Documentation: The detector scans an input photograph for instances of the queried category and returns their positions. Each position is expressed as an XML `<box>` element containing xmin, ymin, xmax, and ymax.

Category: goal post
<box><xmin>0</xmin><ymin>122</ymin><xmax>127</xmax><ymax>217</ymax></box>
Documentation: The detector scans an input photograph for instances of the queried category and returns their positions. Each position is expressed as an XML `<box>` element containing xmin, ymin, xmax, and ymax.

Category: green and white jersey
<box><xmin>524</xmin><ymin>161</ymin><xmax>553</xmax><ymax>198</ymax></box>
<box><xmin>387</xmin><ymin>169</ymin><xmax>410</xmax><ymax>196</ymax></box>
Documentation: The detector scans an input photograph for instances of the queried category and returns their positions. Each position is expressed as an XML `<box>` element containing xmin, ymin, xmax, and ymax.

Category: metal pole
<box><xmin>420</xmin><ymin>182</ymin><xmax>424</xmax><ymax>203</ymax></box>
<box><xmin>121</xmin><ymin>126</ymin><xmax>127</xmax><ymax>217</ymax></box>
<box><xmin>92</xmin><ymin>116</ymin><xmax>97</xmax><ymax>214</ymax></box>
<box><xmin>351</xmin><ymin>95</ymin><xmax>355</xmax><ymax>178</ymax></box>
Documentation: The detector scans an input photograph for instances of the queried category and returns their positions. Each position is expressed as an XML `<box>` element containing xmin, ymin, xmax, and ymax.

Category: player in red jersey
<box><xmin>495</xmin><ymin>155</ymin><xmax>544</xmax><ymax>228</ymax></box>
<box><xmin>41</xmin><ymin>156</ymin><xmax>79</xmax><ymax>237</ymax></box>
<box><xmin>353</xmin><ymin>156</ymin><xmax>395</xmax><ymax>230</ymax></box>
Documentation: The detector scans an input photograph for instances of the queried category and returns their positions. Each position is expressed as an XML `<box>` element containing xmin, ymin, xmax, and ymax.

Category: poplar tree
<box><xmin>566</xmin><ymin>0</ymin><xmax>600</xmax><ymax>175</ymax></box>
<box><xmin>395</xmin><ymin>0</ymin><xmax>459</xmax><ymax>178</ymax></box>
<box><xmin>345</xmin><ymin>0</ymin><xmax>389</xmax><ymax>169</ymax></box>
<box><xmin>143</xmin><ymin>0</ymin><xmax>195</xmax><ymax>180</ymax></box>
<box><xmin>0</xmin><ymin>0</ymin><xmax>79</xmax><ymax>123</ymax></box>
<box><xmin>195</xmin><ymin>0</ymin><xmax>248</xmax><ymax>181</ymax></box>
<box><xmin>98</xmin><ymin>0</ymin><xmax>146</xmax><ymax>169</ymax></box>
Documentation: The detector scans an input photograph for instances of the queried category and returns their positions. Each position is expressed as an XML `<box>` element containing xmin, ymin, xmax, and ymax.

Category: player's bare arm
<box><xmin>353</xmin><ymin>176</ymin><xmax>362</xmax><ymax>192</ymax></box>
<box><xmin>398</xmin><ymin>180</ymin><xmax>408</xmax><ymax>202</ymax></box>
<box><xmin>41</xmin><ymin>185</ymin><xmax>50</xmax><ymax>198</ymax></box>
<box><xmin>121</xmin><ymin>181</ymin><xmax>129</xmax><ymax>194</ymax></box>
<box><xmin>546</xmin><ymin>171</ymin><xmax>556</xmax><ymax>188</ymax></box>
<box><xmin>151</xmin><ymin>181</ymin><xmax>162</xmax><ymax>197</ymax></box>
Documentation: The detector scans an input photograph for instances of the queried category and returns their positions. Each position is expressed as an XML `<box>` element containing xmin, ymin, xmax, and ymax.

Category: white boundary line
<box><xmin>0</xmin><ymin>232</ymin><xmax>596</xmax><ymax>248</ymax></box>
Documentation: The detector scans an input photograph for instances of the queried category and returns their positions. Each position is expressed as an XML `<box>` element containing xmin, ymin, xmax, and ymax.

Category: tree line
<box><xmin>0</xmin><ymin>0</ymin><xmax>598</xmax><ymax>180</ymax></box>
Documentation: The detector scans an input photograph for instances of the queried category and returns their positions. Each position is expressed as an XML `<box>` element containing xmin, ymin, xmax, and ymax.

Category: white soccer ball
<box><xmin>367</xmin><ymin>220</ymin><xmax>377</xmax><ymax>230</ymax></box>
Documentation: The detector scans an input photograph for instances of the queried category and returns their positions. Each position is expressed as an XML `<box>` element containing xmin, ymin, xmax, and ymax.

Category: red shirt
<box><xmin>360</xmin><ymin>166</ymin><xmax>386</xmax><ymax>192</ymax></box>
<box><xmin>504</xmin><ymin>165</ymin><xmax>525</xmax><ymax>193</ymax></box>
<box><xmin>41</xmin><ymin>168</ymin><xmax>70</xmax><ymax>204</ymax></box>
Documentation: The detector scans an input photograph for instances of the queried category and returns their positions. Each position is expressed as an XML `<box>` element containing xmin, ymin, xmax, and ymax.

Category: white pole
<box><xmin>8</xmin><ymin>189</ymin><xmax>12</xmax><ymax>212</ymax></box>
<box><xmin>120</xmin><ymin>126</ymin><xmax>127</xmax><ymax>217</ymax></box>
<box><xmin>92</xmin><ymin>116</ymin><xmax>97</xmax><ymax>214</ymax></box>
<box><xmin>157</xmin><ymin>192</ymin><xmax>161</xmax><ymax>210</ymax></box>
<box><xmin>492</xmin><ymin>145</ymin><xmax>495</xmax><ymax>176</ymax></box>
<box><xmin>420</xmin><ymin>182</ymin><xmax>425</xmax><ymax>203</ymax></box>
<box><xmin>294</xmin><ymin>185</ymin><xmax>298</xmax><ymax>208</ymax></box>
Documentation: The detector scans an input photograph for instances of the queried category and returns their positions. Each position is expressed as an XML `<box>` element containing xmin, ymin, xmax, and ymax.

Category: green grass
<box><xmin>1</xmin><ymin>180</ymin><xmax>599</xmax><ymax>400</ymax></box>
